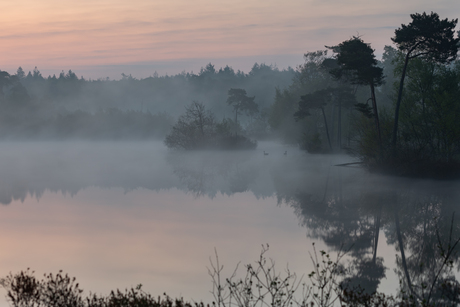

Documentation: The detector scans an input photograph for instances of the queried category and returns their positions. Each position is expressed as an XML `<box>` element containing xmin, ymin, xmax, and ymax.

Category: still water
<box><xmin>0</xmin><ymin>141</ymin><xmax>458</xmax><ymax>305</ymax></box>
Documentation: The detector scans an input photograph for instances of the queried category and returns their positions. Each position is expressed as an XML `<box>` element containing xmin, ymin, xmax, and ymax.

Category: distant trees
<box><xmin>271</xmin><ymin>49</ymin><xmax>360</xmax><ymax>153</ymax></box>
<box><xmin>269</xmin><ymin>50</ymin><xmax>340</xmax><ymax>148</ymax></box>
<box><xmin>0</xmin><ymin>106</ymin><xmax>173</xmax><ymax>140</ymax></box>
<box><xmin>0</xmin><ymin>70</ymin><xmax>12</xmax><ymax>102</ymax></box>
<box><xmin>6</xmin><ymin>76</ymin><xmax>31</xmax><ymax>109</ymax></box>
<box><xmin>226</xmin><ymin>88</ymin><xmax>258</xmax><ymax>136</ymax></box>
<box><xmin>0</xmin><ymin>63</ymin><xmax>293</xmax><ymax>141</ymax></box>
<box><xmin>0</xmin><ymin>69</ymin><xmax>31</xmax><ymax>112</ymax></box>
<box><xmin>295</xmin><ymin>89</ymin><xmax>333</xmax><ymax>151</ymax></box>
<box><xmin>268</xmin><ymin>88</ymin><xmax>301</xmax><ymax>143</ymax></box>
<box><xmin>294</xmin><ymin>87</ymin><xmax>356</xmax><ymax>152</ymax></box>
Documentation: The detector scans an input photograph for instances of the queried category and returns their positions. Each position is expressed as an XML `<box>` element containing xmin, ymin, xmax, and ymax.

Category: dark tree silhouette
<box><xmin>329</xmin><ymin>87</ymin><xmax>357</xmax><ymax>148</ymax></box>
<box><xmin>226</xmin><ymin>88</ymin><xmax>258</xmax><ymax>137</ymax></box>
<box><xmin>327</xmin><ymin>37</ymin><xmax>384</xmax><ymax>151</ymax></box>
<box><xmin>295</xmin><ymin>90</ymin><xmax>331</xmax><ymax>150</ymax></box>
<box><xmin>16</xmin><ymin>67</ymin><xmax>25</xmax><ymax>80</ymax></box>
<box><xmin>391</xmin><ymin>12</ymin><xmax>459</xmax><ymax>155</ymax></box>
<box><xmin>164</xmin><ymin>101</ymin><xmax>215</xmax><ymax>150</ymax></box>
<box><xmin>0</xmin><ymin>70</ymin><xmax>12</xmax><ymax>102</ymax></box>
<box><xmin>295</xmin><ymin>88</ymin><xmax>353</xmax><ymax>151</ymax></box>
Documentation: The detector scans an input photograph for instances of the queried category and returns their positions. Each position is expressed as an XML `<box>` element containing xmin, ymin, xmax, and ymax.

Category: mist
<box><xmin>1</xmin><ymin>139</ymin><xmax>459</xmax><ymax>304</ymax></box>
<box><xmin>0</xmin><ymin>63</ymin><xmax>295</xmax><ymax>142</ymax></box>
<box><xmin>1</xmin><ymin>9</ymin><xmax>460</xmax><ymax>306</ymax></box>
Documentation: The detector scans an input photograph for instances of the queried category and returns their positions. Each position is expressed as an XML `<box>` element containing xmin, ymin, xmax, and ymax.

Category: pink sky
<box><xmin>1</xmin><ymin>0</ymin><xmax>458</xmax><ymax>79</ymax></box>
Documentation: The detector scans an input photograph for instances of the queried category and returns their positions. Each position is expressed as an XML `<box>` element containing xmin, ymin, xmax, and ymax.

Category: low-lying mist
<box><xmin>0</xmin><ymin>140</ymin><xmax>455</xmax><ymax>207</ymax></box>
<box><xmin>0</xmin><ymin>64</ymin><xmax>295</xmax><ymax>141</ymax></box>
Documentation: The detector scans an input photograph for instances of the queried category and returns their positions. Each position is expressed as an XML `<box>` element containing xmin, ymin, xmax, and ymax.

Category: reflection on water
<box><xmin>0</xmin><ymin>141</ymin><xmax>459</xmax><ymax>303</ymax></box>
<box><xmin>276</xmin><ymin>161</ymin><xmax>460</xmax><ymax>298</ymax></box>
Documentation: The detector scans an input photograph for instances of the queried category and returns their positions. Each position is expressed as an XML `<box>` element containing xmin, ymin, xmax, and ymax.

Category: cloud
<box><xmin>1</xmin><ymin>0</ymin><xmax>459</xmax><ymax>75</ymax></box>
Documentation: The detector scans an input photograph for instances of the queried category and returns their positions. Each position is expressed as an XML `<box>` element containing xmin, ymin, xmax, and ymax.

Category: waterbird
<box><xmin>264</xmin><ymin>151</ymin><xmax>269</xmax><ymax>156</ymax></box>
<box><xmin>284</xmin><ymin>151</ymin><xmax>287</xmax><ymax>156</ymax></box>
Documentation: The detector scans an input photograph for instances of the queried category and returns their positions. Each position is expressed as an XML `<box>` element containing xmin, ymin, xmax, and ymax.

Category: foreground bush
<box><xmin>0</xmin><ymin>270</ymin><xmax>205</xmax><ymax>307</ymax></box>
<box><xmin>2</xmin><ymin>239</ymin><xmax>460</xmax><ymax>307</ymax></box>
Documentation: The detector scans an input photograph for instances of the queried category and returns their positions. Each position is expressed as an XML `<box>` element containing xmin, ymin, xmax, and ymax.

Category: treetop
<box><xmin>391</xmin><ymin>11</ymin><xmax>459</xmax><ymax>63</ymax></box>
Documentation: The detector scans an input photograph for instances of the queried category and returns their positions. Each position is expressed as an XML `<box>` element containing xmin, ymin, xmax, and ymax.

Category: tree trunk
<box><xmin>370</xmin><ymin>82</ymin><xmax>382</xmax><ymax>154</ymax></box>
<box><xmin>338</xmin><ymin>98</ymin><xmax>342</xmax><ymax>148</ymax></box>
<box><xmin>372</xmin><ymin>204</ymin><xmax>382</xmax><ymax>264</ymax></box>
<box><xmin>330</xmin><ymin>104</ymin><xmax>335</xmax><ymax>146</ymax></box>
<box><xmin>321</xmin><ymin>107</ymin><xmax>333</xmax><ymax>151</ymax></box>
<box><xmin>235</xmin><ymin>108</ymin><xmax>238</xmax><ymax>137</ymax></box>
<box><xmin>392</xmin><ymin>53</ymin><xmax>410</xmax><ymax>157</ymax></box>
<box><xmin>394</xmin><ymin>206</ymin><xmax>416</xmax><ymax>297</ymax></box>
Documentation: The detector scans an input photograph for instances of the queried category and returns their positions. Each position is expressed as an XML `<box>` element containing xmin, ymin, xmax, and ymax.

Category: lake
<box><xmin>0</xmin><ymin>141</ymin><xmax>458</xmax><ymax>305</ymax></box>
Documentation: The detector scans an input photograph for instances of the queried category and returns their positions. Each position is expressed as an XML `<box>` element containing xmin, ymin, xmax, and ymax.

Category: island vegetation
<box><xmin>164</xmin><ymin>99</ymin><xmax>257</xmax><ymax>150</ymax></box>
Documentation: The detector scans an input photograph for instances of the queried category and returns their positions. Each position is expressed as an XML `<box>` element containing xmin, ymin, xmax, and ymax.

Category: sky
<box><xmin>1</xmin><ymin>0</ymin><xmax>459</xmax><ymax>79</ymax></box>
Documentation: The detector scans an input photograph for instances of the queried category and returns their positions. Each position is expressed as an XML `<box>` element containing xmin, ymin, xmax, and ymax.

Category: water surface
<box><xmin>0</xmin><ymin>141</ymin><xmax>458</xmax><ymax>305</ymax></box>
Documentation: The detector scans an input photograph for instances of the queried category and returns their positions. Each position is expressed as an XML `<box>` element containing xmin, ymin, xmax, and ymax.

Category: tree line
<box><xmin>0</xmin><ymin>63</ymin><xmax>293</xmax><ymax>140</ymax></box>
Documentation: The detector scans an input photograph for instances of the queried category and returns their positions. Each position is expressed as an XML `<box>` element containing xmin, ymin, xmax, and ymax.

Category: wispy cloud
<box><xmin>1</xmin><ymin>0</ymin><xmax>459</xmax><ymax>78</ymax></box>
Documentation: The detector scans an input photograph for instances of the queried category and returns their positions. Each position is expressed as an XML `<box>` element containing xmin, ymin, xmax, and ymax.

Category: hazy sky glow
<box><xmin>1</xmin><ymin>0</ymin><xmax>459</xmax><ymax>79</ymax></box>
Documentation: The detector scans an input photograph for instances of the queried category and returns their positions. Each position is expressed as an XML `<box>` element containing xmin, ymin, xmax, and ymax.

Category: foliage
<box><xmin>3</xmin><ymin>233</ymin><xmax>460</xmax><ymax>307</ymax></box>
<box><xmin>17</xmin><ymin>64</ymin><xmax>293</xmax><ymax>123</ymax></box>
<box><xmin>86</xmin><ymin>287</ymin><xmax>204</xmax><ymax>307</ymax></box>
<box><xmin>0</xmin><ymin>108</ymin><xmax>173</xmax><ymax>140</ymax></box>
<box><xmin>165</xmin><ymin>102</ymin><xmax>216</xmax><ymax>150</ymax></box>
<box><xmin>327</xmin><ymin>37</ymin><xmax>384</xmax><ymax>87</ymax></box>
<box><xmin>0</xmin><ymin>269</ymin><xmax>84</xmax><ymax>307</ymax></box>
<box><xmin>226</xmin><ymin>89</ymin><xmax>258</xmax><ymax>137</ymax></box>
<box><xmin>1</xmin><ymin>271</ymin><xmax>204</xmax><ymax>307</ymax></box>
<box><xmin>299</xmin><ymin>133</ymin><xmax>322</xmax><ymax>153</ymax></box>
<box><xmin>0</xmin><ymin>70</ymin><xmax>13</xmax><ymax>101</ymax></box>
<box><xmin>0</xmin><ymin>63</ymin><xmax>292</xmax><ymax>141</ymax></box>
<box><xmin>292</xmin><ymin>51</ymin><xmax>335</xmax><ymax>94</ymax></box>
<box><xmin>215</xmin><ymin>135</ymin><xmax>258</xmax><ymax>150</ymax></box>
<box><xmin>268</xmin><ymin>51</ymin><xmax>338</xmax><ymax>146</ymax></box>
<box><xmin>269</xmin><ymin>49</ymin><xmax>359</xmax><ymax>151</ymax></box>
<box><xmin>391</xmin><ymin>11</ymin><xmax>460</xmax><ymax>153</ymax></box>
<box><xmin>164</xmin><ymin>102</ymin><xmax>257</xmax><ymax>150</ymax></box>
<box><xmin>306</xmin><ymin>243</ymin><xmax>347</xmax><ymax>307</ymax></box>
<box><xmin>382</xmin><ymin>57</ymin><xmax>460</xmax><ymax>176</ymax></box>
<box><xmin>392</xmin><ymin>12</ymin><xmax>459</xmax><ymax>63</ymax></box>
<box><xmin>295</xmin><ymin>89</ymin><xmax>333</xmax><ymax>151</ymax></box>
<box><xmin>208</xmin><ymin>244</ymin><xmax>303</xmax><ymax>307</ymax></box>
<box><xmin>327</xmin><ymin>36</ymin><xmax>384</xmax><ymax>152</ymax></box>
<box><xmin>348</xmin><ymin>109</ymin><xmax>393</xmax><ymax>168</ymax></box>
<box><xmin>268</xmin><ymin>88</ymin><xmax>305</xmax><ymax>144</ymax></box>
<box><xmin>294</xmin><ymin>87</ymin><xmax>356</xmax><ymax>152</ymax></box>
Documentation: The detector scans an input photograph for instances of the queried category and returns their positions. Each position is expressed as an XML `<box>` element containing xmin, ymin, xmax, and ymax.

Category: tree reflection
<box><xmin>276</xmin><ymin>165</ymin><xmax>460</xmax><ymax>300</ymax></box>
<box><xmin>1</xmin><ymin>142</ymin><xmax>460</xmax><ymax>302</ymax></box>
<box><xmin>166</xmin><ymin>150</ymin><xmax>259</xmax><ymax>198</ymax></box>
<box><xmin>387</xmin><ymin>191</ymin><xmax>460</xmax><ymax>303</ymax></box>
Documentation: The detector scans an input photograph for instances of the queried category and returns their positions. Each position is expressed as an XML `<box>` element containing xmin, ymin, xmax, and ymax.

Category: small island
<box><xmin>164</xmin><ymin>89</ymin><xmax>258</xmax><ymax>150</ymax></box>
